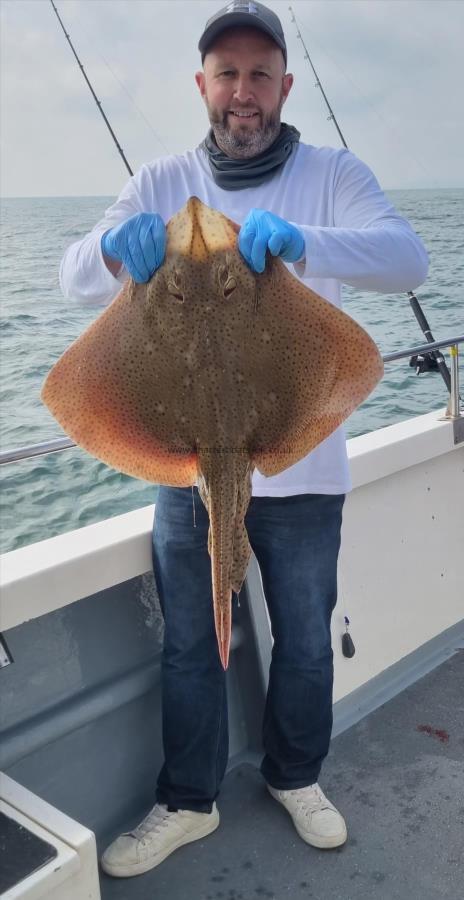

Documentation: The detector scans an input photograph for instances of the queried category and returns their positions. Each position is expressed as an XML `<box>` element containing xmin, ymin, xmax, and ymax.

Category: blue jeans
<box><xmin>152</xmin><ymin>486</ymin><xmax>345</xmax><ymax>813</ymax></box>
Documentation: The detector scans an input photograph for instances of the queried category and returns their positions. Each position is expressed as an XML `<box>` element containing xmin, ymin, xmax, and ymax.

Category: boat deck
<box><xmin>99</xmin><ymin>649</ymin><xmax>464</xmax><ymax>900</ymax></box>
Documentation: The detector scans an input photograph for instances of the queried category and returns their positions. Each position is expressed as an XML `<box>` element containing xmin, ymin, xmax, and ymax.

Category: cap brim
<box><xmin>199</xmin><ymin>13</ymin><xmax>286</xmax><ymax>61</ymax></box>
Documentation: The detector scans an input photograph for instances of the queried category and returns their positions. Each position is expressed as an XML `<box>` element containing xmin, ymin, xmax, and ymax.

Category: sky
<box><xmin>1</xmin><ymin>0</ymin><xmax>463</xmax><ymax>197</ymax></box>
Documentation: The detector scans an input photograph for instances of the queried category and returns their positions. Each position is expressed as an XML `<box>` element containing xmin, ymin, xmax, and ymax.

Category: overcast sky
<box><xmin>1</xmin><ymin>0</ymin><xmax>463</xmax><ymax>197</ymax></box>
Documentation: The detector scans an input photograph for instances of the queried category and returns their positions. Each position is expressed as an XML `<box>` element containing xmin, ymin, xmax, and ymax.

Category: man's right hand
<box><xmin>101</xmin><ymin>212</ymin><xmax>166</xmax><ymax>283</ymax></box>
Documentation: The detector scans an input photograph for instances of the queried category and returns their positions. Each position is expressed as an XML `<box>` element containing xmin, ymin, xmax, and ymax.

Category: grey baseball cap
<box><xmin>198</xmin><ymin>1</ymin><xmax>287</xmax><ymax>67</ymax></box>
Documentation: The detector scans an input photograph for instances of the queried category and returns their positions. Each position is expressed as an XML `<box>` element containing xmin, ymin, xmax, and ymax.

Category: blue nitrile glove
<box><xmin>101</xmin><ymin>212</ymin><xmax>166</xmax><ymax>283</ymax></box>
<box><xmin>238</xmin><ymin>209</ymin><xmax>305</xmax><ymax>274</ymax></box>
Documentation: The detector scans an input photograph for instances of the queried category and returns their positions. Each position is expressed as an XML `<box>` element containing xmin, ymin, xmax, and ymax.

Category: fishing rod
<box><xmin>407</xmin><ymin>291</ymin><xmax>451</xmax><ymax>390</ymax></box>
<box><xmin>288</xmin><ymin>6</ymin><xmax>347</xmax><ymax>149</ymax></box>
<box><xmin>288</xmin><ymin>5</ymin><xmax>452</xmax><ymax>395</ymax></box>
<box><xmin>49</xmin><ymin>0</ymin><xmax>133</xmax><ymax>177</ymax></box>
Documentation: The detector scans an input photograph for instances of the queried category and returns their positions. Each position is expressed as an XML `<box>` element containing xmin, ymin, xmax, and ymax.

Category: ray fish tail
<box><xmin>197</xmin><ymin>447</ymin><xmax>253</xmax><ymax>670</ymax></box>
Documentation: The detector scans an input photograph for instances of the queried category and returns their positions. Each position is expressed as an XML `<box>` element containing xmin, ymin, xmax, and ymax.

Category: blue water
<box><xmin>1</xmin><ymin>191</ymin><xmax>463</xmax><ymax>553</ymax></box>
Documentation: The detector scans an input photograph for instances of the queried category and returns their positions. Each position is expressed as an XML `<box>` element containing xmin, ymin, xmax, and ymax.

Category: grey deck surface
<box><xmin>99</xmin><ymin>651</ymin><xmax>464</xmax><ymax>900</ymax></box>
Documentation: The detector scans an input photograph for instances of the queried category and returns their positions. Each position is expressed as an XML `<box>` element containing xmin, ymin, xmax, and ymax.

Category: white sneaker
<box><xmin>100</xmin><ymin>802</ymin><xmax>220</xmax><ymax>877</ymax></box>
<box><xmin>267</xmin><ymin>782</ymin><xmax>347</xmax><ymax>849</ymax></box>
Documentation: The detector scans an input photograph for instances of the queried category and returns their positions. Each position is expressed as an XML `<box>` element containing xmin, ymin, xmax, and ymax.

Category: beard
<box><xmin>206</xmin><ymin>95</ymin><xmax>284</xmax><ymax>158</ymax></box>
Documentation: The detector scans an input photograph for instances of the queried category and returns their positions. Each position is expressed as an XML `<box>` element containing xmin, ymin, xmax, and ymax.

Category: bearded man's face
<box><xmin>195</xmin><ymin>27</ymin><xmax>293</xmax><ymax>159</ymax></box>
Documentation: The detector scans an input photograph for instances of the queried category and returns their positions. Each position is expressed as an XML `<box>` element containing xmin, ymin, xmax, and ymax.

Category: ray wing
<box><xmin>244</xmin><ymin>259</ymin><xmax>384</xmax><ymax>475</ymax></box>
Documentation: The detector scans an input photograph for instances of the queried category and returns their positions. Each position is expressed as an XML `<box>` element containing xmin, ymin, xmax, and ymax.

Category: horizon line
<box><xmin>2</xmin><ymin>186</ymin><xmax>463</xmax><ymax>200</ymax></box>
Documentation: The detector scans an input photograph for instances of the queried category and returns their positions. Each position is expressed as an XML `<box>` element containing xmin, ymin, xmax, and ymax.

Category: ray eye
<box><xmin>223</xmin><ymin>277</ymin><xmax>237</xmax><ymax>298</ymax></box>
<box><xmin>167</xmin><ymin>280</ymin><xmax>184</xmax><ymax>302</ymax></box>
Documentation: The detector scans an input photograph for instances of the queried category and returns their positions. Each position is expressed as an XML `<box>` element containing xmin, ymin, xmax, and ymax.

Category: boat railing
<box><xmin>0</xmin><ymin>333</ymin><xmax>463</xmax><ymax>467</ymax></box>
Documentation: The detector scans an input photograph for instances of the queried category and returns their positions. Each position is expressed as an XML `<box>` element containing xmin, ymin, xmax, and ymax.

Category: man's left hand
<box><xmin>238</xmin><ymin>209</ymin><xmax>305</xmax><ymax>274</ymax></box>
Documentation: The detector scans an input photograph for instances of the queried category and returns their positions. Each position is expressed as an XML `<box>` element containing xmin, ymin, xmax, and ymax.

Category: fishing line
<box><xmin>191</xmin><ymin>485</ymin><xmax>197</xmax><ymax>528</ymax></box>
<box><xmin>288</xmin><ymin>8</ymin><xmax>453</xmax><ymax>392</ymax></box>
<box><xmin>288</xmin><ymin>5</ymin><xmax>453</xmax><ymax>659</ymax></box>
<box><xmin>61</xmin><ymin>8</ymin><xmax>170</xmax><ymax>156</ymax></box>
<box><xmin>49</xmin><ymin>0</ymin><xmax>133</xmax><ymax>176</ymax></box>
<box><xmin>289</xmin><ymin>6</ymin><xmax>437</xmax><ymax>188</ymax></box>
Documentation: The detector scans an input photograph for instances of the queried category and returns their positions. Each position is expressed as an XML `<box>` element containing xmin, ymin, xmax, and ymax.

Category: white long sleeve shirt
<box><xmin>60</xmin><ymin>142</ymin><xmax>429</xmax><ymax>496</ymax></box>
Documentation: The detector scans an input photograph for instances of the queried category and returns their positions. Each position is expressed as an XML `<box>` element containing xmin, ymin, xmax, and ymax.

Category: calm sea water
<box><xmin>1</xmin><ymin>190</ymin><xmax>463</xmax><ymax>554</ymax></box>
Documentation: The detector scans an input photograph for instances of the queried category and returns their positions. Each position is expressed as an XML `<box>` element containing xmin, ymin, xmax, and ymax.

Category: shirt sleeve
<box><xmin>59</xmin><ymin>171</ymin><xmax>150</xmax><ymax>306</ymax></box>
<box><xmin>293</xmin><ymin>150</ymin><xmax>429</xmax><ymax>292</ymax></box>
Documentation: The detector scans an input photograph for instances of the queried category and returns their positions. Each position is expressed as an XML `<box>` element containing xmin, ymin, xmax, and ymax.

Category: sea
<box><xmin>1</xmin><ymin>190</ymin><xmax>463</xmax><ymax>554</ymax></box>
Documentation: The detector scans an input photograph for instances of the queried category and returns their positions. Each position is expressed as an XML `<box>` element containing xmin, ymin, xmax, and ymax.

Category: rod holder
<box><xmin>448</xmin><ymin>344</ymin><xmax>461</xmax><ymax>419</ymax></box>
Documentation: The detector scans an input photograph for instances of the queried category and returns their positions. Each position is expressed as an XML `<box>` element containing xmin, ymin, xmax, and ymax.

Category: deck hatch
<box><xmin>0</xmin><ymin>811</ymin><xmax>58</xmax><ymax>893</ymax></box>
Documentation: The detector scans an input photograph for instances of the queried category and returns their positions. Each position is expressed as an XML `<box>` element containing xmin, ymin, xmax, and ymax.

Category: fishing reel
<box><xmin>409</xmin><ymin>352</ymin><xmax>440</xmax><ymax>375</ymax></box>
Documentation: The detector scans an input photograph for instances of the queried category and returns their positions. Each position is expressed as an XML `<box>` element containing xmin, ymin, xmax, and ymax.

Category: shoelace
<box><xmin>289</xmin><ymin>784</ymin><xmax>331</xmax><ymax>817</ymax></box>
<box><xmin>130</xmin><ymin>804</ymin><xmax>175</xmax><ymax>839</ymax></box>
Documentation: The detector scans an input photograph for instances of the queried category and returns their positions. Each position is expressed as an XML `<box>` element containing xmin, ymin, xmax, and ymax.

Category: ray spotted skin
<box><xmin>42</xmin><ymin>197</ymin><xmax>383</xmax><ymax>669</ymax></box>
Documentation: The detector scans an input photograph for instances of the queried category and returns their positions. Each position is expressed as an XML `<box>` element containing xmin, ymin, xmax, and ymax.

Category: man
<box><xmin>60</xmin><ymin>1</ymin><xmax>428</xmax><ymax>879</ymax></box>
